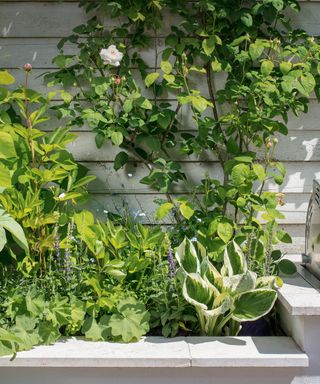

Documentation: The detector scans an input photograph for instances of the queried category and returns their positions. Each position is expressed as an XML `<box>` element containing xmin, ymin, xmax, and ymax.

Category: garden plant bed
<box><xmin>1</xmin><ymin>263</ymin><xmax>320</xmax><ymax>384</ymax></box>
<box><xmin>1</xmin><ymin>0</ymin><xmax>320</xmax><ymax>383</ymax></box>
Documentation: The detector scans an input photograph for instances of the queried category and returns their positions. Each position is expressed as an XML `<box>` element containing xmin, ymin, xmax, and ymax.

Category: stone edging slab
<box><xmin>0</xmin><ymin>336</ymin><xmax>308</xmax><ymax>368</ymax></box>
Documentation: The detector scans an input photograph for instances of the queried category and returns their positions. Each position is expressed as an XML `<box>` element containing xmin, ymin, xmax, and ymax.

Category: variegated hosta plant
<box><xmin>175</xmin><ymin>238</ymin><xmax>278</xmax><ymax>336</ymax></box>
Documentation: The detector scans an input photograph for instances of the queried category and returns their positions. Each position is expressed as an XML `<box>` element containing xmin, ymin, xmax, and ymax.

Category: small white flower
<box><xmin>58</xmin><ymin>193</ymin><xmax>66</xmax><ymax>199</ymax></box>
<box><xmin>99</xmin><ymin>45</ymin><xmax>123</xmax><ymax>67</ymax></box>
<box><xmin>190</xmin><ymin>236</ymin><xmax>197</xmax><ymax>242</ymax></box>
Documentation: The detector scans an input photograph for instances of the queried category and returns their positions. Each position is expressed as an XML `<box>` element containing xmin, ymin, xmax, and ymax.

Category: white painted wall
<box><xmin>1</xmin><ymin>0</ymin><xmax>320</xmax><ymax>253</ymax></box>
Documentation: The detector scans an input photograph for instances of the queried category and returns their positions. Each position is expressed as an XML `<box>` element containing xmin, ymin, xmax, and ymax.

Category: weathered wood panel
<box><xmin>1</xmin><ymin>0</ymin><xmax>319</xmax><ymax>253</ymax></box>
<box><xmin>68</xmin><ymin>131</ymin><xmax>320</xmax><ymax>162</ymax></box>
<box><xmin>1</xmin><ymin>2</ymin><xmax>320</xmax><ymax>38</ymax></box>
<box><xmin>84</xmin><ymin>162</ymin><xmax>320</xmax><ymax>194</ymax></box>
<box><xmin>83</xmin><ymin>192</ymin><xmax>309</xmax><ymax>225</ymax></box>
<box><xmin>39</xmin><ymin>100</ymin><xmax>320</xmax><ymax>132</ymax></box>
<box><xmin>0</xmin><ymin>37</ymin><xmax>169</xmax><ymax>69</ymax></box>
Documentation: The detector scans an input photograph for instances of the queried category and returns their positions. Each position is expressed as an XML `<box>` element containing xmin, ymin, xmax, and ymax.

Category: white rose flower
<box><xmin>99</xmin><ymin>45</ymin><xmax>123</xmax><ymax>67</ymax></box>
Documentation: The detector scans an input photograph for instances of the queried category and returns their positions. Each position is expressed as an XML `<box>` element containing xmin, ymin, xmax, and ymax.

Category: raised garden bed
<box><xmin>1</xmin><ymin>262</ymin><xmax>320</xmax><ymax>384</ymax></box>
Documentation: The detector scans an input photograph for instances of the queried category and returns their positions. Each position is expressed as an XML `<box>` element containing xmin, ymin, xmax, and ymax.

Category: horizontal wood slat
<box><xmin>67</xmin><ymin>131</ymin><xmax>320</xmax><ymax>162</ymax></box>
<box><xmin>0</xmin><ymin>2</ymin><xmax>320</xmax><ymax>38</ymax></box>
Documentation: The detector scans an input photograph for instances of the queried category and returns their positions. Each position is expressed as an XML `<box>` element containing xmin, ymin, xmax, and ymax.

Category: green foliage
<box><xmin>46</xmin><ymin>0</ymin><xmax>319</xmax><ymax>272</ymax></box>
<box><xmin>0</xmin><ymin>209</ymin><xmax>28</xmax><ymax>253</ymax></box>
<box><xmin>175</xmin><ymin>238</ymin><xmax>278</xmax><ymax>336</ymax></box>
<box><xmin>0</xmin><ymin>72</ymin><xmax>95</xmax><ymax>274</ymax></box>
<box><xmin>0</xmin><ymin>0</ymin><xmax>313</xmax><ymax>357</ymax></box>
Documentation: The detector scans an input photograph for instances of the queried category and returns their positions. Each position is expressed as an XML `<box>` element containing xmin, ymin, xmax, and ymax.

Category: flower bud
<box><xmin>266</xmin><ymin>140</ymin><xmax>273</xmax><ymax>149</ymax></box>
<box><xmin>114</xmin><ymin>76</ymin><xmax>121</xmax><ymax>85</ymax></box>
<box><xmin>23</xmin><ymin>63</ymin><xmax>33</xmax><ymax>72</ymax></box>
<box><xmin>273</xmin><ymin>137</ymin><xmax>279</xmax><ymax>144</ymax></box>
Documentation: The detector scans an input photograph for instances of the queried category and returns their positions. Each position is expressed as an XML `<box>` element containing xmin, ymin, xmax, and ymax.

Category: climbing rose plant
<box><xmin>46</xmin><ymin>0</ymin><xmax>320</xmax><ymax>272</ymax></box>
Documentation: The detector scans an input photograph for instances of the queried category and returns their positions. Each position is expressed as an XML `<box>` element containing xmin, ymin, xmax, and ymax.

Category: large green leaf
<box><xmin>26</xmin><ymin>289</ymin><xmax>46</xmax><ymax>317</ymax></box>
<box><xmin>0</xmin><ymin>70</ymin><xmax>15</xmax><ymax>85</ymax></box>
<box><xmin>224</xmin><ymin>241</ymin><xmax>247</xmax><ymax>276</ymax></box>
<box><xmin>82</xmin><ymin>315</ymin><xmax>110</xmax><ymax>341</ymax></box>
<box><xmin>0</xmin><ymin>164</ymin><xmax>12</xmax><ymax>190</ymax></box>
<box><xmin>0</xmin><ymin>227</ymin><xmax>7</xmax><ymax>252</ymax></box>
<box><xmin>223</xmin><ymin>270</ymin><xmax>257</xmax><ymax>295</ymax></box>
<box><xmin>0</xmin><ymin>209</ymin><xmax>29</xmax><ymax>252</ymax></box>
<box><xmin>175</xmin><ymin>237</ymin><xmax>200</xmax><ymax>273</ymax></box>
<box><xmin>145</xmin><ymin>72</ymin><xmax>160</xmax><ymax>87</ymax></box>
<box><xmin>183</xmin><ymin>273</ymin><xmax>214</xmax><ymax>311</ymax></box>
<box><xmin>155</xmin><ymin>202</ymin><xmax>174</xmax><ymax>220</ymax></box>
<box><xmin>232</xmin><ymin>289</ymin><xmax>277</xmax><ymax>322</ymax></box>
<box><xmin>109</xmin><ymin>298</ymin><xmax>150</xmax><ymax>342</ymax></box>
<box><xmin>201</xmin><ymin>258</ymin><xmax>222</xmax><ymax>289</ymax></box>
<box><xmin>38</xmin><ymin>321</ymin><xmax>60</xmax><ymax>345</ymax></box>
<box><xmin>46</xmin><ymin>295</ymin><xmax>71</xmax><ymax>326</ymax></box>
<box><xmin>217</xmin><ymin>222</ymin><xmax>233</xmax><ymax>243</ymax></box>
<box><xmin>0</xmin><ymin>132</ymin><xmax>16</xmax><ymax>159</ymax></box>
<box><xmin>203</xmin><ymin>295</ymin><xmax>232</xmax><ymax>318</ymax></box>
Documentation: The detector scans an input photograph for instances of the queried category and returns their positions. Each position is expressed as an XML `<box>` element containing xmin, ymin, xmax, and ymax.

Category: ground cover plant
<box><xmin>1</xmin><ymin>0</ymin><xmax>320</xmax><ymax>356</ymax></box>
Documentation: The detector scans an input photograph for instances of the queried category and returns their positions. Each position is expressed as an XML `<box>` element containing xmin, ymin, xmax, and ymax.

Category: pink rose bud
<box><xmin>23</xmin><ymin>63</ymin><xmax>33</xmax><ymax>72</ymax></box>
<box><xmin>114</xmin><ymin>76</ymin><xmax>121</xmax><ymax>85</ymax></box>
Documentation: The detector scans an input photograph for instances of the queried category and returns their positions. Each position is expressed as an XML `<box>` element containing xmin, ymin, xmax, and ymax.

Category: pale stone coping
<box><xmin>0</xmin><ymin>336</ymin><xmax>308</xmax><ymax>368</ymax></box>
<box><xmin>278</xmin><ymin>263</ymin><xmax>320</xmax><ymax>316</ymax></box>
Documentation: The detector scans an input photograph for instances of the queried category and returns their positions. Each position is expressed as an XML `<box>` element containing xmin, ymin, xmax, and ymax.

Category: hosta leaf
<box><xmin>183</xmin><ymin>273</ymin><xmax>214</xmax><ymax>311</ymax></box>
<box><xmin>203</xmin><ymin>295</ymin><xmax>232</xmax><ymax>318</ymax></box>
<box><xmin>0</xmin><ymin>227</ymin><xmax>7</xmax><ymax>252</ymax></box>
<box><xmin>201</xmin><ymin>258</ymin><xmax>222</xmax><ymax>291</ymax></box>
<box><xmin>175</xmin><ymin>237</ymin><xmax>200</xmax><ymax>274</ymax></box>
<box><xmin>223</xmin><ymin>270</ymin><xmax>257</xmax><ymax>294</ymax></box>
<box><xmin>224</xmin><ymin>241</ymin><xmax>247</xmax><ymax>276</ymax></box>
<box><xmin>232</xmin><ymin>289</ymin><xmax>277</xmax><ymax>322</ymax></box>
